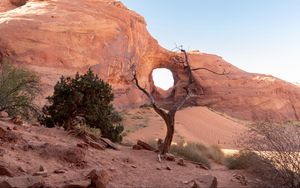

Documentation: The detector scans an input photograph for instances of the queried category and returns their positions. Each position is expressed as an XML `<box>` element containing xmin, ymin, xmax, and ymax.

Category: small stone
<box><xmin>63</xmin><ymin>180</ymin><xmax>90</xmax><ymax>188</ymax></box>
<box><xmin>164</xmin><ymin>153</ymin><xmax>175</xmax><ymax>161</ymax></box>
<box><xmin>177</xmin><ymin>158</ymin><xmax>186</xmax><ymax>166</ymax></box>
<box><xmin>109</xmin><ymin>167</ymin><xmax>116</xmax><ymax>171</ymax></box>
<box><xmin>33</xmin><ymin>171</ymin><xmax>48</xmax><ymax>177</ymax></box>
<box><xmin>156</xmin><ymin>167</ymin><xmax>161</xmax><ymax>170</ymax></box>
<box><xmin>39</xmin><ymin>165</ymin><xmax>44</xmax><ymax>172</ymax></box>
<box><xmin>88</xmin><ymin>141</ymin><xmax>105</xmax><ymax>150</ymax></box>
<box><xmin>53</xmin><ymin>169</ymin><xmax>66</xmax><ymax>174</ymax></box>
<box><xmin>77</xmin><ymin>143</ymin><xmax>88</xmax><ymax>149</ymax></box>
<box><xmin>86</xmin><ymin>169</ymin><xmax>111</xmax><ymax>188</ymax></box>
<box><xmin>131</xmin><ymin>165</ymin><xmax>137</xmax><ymax>169</ymax></box>
<box><xmin>166</xmin><ymin>166</ymin><xmax>171</xmax><ymax>170</ymax></box>
<box><xmin>191</xmin><ymin>175</ymin><xmax>218</xmax><ymax>188</ymax></box>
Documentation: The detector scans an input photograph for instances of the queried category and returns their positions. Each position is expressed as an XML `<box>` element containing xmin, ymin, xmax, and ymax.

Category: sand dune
<box><xmin>123</xmin><ymin>107</ymin><xmax>248</xmax><ymax>149</ymax></box>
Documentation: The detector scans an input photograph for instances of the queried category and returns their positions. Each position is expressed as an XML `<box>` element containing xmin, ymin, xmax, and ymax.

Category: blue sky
<box><xmin>121</xmin><ymin>0</ymin><xmax>300</xmax><ymax>83</ymax></box>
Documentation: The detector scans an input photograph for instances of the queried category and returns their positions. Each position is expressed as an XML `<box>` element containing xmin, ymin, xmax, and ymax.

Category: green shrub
<box><xmin>39</xmin><ymin>69</ymin><xmax>123</xmax><ymax>142</ymax></box>
<box><xmin>170</xmin><ymin>142</ymin><xmax>211</xmax><ymax>169</ymax></box>
<box><xmin>0</xmin><ymin>60</ymin><xmax>40</xmax><ymax>119</ymax></box>
<box><xmin>224</xmin><ymin>152</ymin><xmax>252</xmax><ymax>170</ymax></box>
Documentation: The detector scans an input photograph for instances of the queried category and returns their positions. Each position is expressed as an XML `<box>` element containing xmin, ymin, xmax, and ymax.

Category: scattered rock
<box><xmin>132</xmin><ymin>144</ymin><xmax>143</xmax><ymax>150</ymax></box>
<box><xmin>77</xmin><ymin>143</ymin><xmax>88</xmax><ymax>149</ymax></box>
<box><xmin>177</xmin><ymin>158</ymin><xmax>186</xmax><ymax>166</ymax></box>
<box><xmin>122</xmin><ymin>157</ymin><xmax>134</xmax><ymax>164</ymax></box>
<box><xmin>32</xmin><ymin>171</ymin><xmax>48</xmax><ymax>177</ymax></box>
<box><xmin>63</xmin><ymin>180</ymin><xmax>90</xmax><ymax>188</ymax></box>
<box><xmin>166</xmin><ymin>166</ymin><xmax>171</xmax><ymax>171</ymax></box>
<box><xmin>87</xmin><ymin>169</ymin><xmax>111</xmax><ymax>188</ymax></box>
<box><xmin>131</xmin><ymin>165</ymin><xmax>137</xmax><ymax>169</ymax></box>
<box><xmin>191</xmin><ymin>175</ymin><xmax>218</xmax><ymax>188</ymax></box>
<box><xmin>31</xmin><ymin>123</ymin><xmax>40</xmax><ymax>127</ymax></box>
<box><xmin>0</xmin><ymin>111</ymin><xmax>9</xmax><ymax>118</ymax></box>
<box><xmin>82</xmin><ymin>135</ymin><xmax>106</xmax><ymax>150</ymax></box>
<box><xmin>0</xmin><ymin>175</ymin><xmax>44</xmax><ymax>188</ymax></box>
<box><xmin>39</xmin><ymin>165</ymin><xmax>45</xmax><ymax>172</ymax></box>
<box><xmin>53</xmin><ymin>169</ymin><xmax>66</xmax><ymax>174</ymax></box>
<box><xmin>164</xmin><ymin>153</ymin><xmax>175</xmax><ymax>161</ymax></box>
<box><xmin>136</xmin><ymin>140</ymin><xmax>156</xmax><ymax>151</ymax></box>
<box><xmin>233</xmin><ymin>174</ymin><xmax>248</xmax><ymax>186</ymax></box>
<box><xmin>100</xmin><ymin>137</ymin><xmax>119</xmax><ymax>150</ymax></box>
<box><xmin>88</xmin><ymin>140</ymin><xmax>105</xmax><ymax>150</ymax></box>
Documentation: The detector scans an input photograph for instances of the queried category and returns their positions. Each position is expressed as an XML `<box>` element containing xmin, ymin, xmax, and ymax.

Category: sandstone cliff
<box><xmin>0</xmin><ymin>0</ymin><xmax>299</xmax><ymax>122</ymax></box>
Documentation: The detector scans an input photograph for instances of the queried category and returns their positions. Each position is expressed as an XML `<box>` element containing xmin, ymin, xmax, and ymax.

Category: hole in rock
<box><xmin>152</xmin><ymin>68</ymin><xmax>174</xmax><ymax>91</ymax></box>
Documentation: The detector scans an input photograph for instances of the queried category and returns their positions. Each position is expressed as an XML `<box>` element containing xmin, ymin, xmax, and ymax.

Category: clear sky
<box><xmin>121</xmin><ymin>0</ymin><xmax>300</xmax><ymax>83</ymax></box>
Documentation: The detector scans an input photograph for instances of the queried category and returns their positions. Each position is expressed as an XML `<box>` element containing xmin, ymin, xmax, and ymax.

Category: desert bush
<box><xmin>207</xmin><ymin>145</ymin><xmax>225</xmax><ymax>164</ymax></box>
<box><xmin>224</xmin><ymin>151</ymin><xmax>258</xmax><ymax>170</ymax></box>
<box><xmin>170</xmin><ymin>142</ymin><xmax>211</xmax><ymax>169</ymax></box>
<box><xmin>238</xmin><ymin>123</ymin><xmax>300</xmax><ymax>188</ymax></box>
<box><xmin>0</xmin><ymin>60</ymin><xmax>40</xmax><ymax>119</ymax></box>
<box><xmin>39</xmin><ymin>69</ymin><xmax>123</xmax><ymax>142</ymax></box>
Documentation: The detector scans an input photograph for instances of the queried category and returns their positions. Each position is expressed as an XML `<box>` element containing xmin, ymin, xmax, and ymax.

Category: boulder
<box><xmin>0</xmin><ymin>176</ymin><xmax>44</xmax><ymax>188</ymax></box>
<box><xmin>191</xmin><ymin>175</ymin><xmax>218</xmax><ymax>188</ymax></box>
<box><xmin>87</xmin><ymin>169</ymin><xmax>111</xmax><ymax>188</ymax></box>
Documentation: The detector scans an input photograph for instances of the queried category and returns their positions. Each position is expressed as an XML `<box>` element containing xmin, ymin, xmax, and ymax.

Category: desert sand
<box><xmin>122</xmin><ymin>106</ymin><xmax>248</xmax><ymax>149</ymax></box>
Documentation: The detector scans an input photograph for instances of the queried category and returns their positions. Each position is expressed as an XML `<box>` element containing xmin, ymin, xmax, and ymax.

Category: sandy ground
<box><xmin>0</xmin><ymin>119</ymin><xmax>259</xmax><ymax>188</ymax></box>
<box><xmin>122</xmin><ymin>106</ymin><xmax>248</xmax><ymax>149</ymax></box>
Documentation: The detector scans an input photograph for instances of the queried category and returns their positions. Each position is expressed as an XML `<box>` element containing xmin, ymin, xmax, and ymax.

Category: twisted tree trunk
<box><xmin>132</xmin><ymin>48</ymin><xmax>226</xmax><ymax>155</ymax></box>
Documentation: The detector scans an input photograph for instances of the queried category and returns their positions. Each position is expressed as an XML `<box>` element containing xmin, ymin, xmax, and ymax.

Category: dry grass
<box><xmin>170</xmin><ymin>142</ymin><xmax>211</xmax><ymax>168</ymax></box>
<box><xmin>147</xmin><ymin>140</ymin><xmax>225</xmax><ymax>169</ymax></box>
<box><xmin>73</xmin><ymin>124</ymin><xmax>101</xmax><ymax>139</ymax></box>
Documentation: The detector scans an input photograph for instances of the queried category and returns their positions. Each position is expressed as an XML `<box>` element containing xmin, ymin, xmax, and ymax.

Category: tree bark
<box><xmin>161</xmin><ymin>114</ymin><xmax>175</xmax><ymax>154</ymax></box>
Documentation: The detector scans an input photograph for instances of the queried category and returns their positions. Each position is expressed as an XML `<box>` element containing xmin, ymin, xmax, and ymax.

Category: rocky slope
<box><xmin>0</xmin><ymin>0</ymin><xmax>300</xmax><ymax>122</ymax></box>
<box><xmin>0</xmin><ymin>114</ymin><xmax>261</xmax><ymax>187</ymax></box>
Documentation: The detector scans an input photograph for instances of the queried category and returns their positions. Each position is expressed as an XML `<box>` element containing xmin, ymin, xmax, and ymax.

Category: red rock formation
<box><xmin>0</xmin><ymin>0</ymin><xmax>299</xmax><ymax>122</ymax></box>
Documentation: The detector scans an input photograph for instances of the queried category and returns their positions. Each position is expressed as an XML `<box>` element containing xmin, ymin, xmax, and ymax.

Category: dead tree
<box><xmin>132</xmin><ymin>48</ymin><xmax>227</xmax><ymax>155</ymax></box>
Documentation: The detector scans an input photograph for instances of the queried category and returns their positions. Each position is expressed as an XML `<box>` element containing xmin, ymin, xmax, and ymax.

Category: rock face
<box><xmin>0</xmin><ymin>0</ymin><xmax>300</xmax><ymax>122</ymax></box>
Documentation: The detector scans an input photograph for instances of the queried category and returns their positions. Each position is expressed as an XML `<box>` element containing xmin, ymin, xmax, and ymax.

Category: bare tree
<box><xmin>241</xmin><ymin>123</ymin><xmax>300</xmax><ymax>188</ymax></box>
<box><xmin>132</xmin><ymin>47</ymin><xmax>227</xmax><ymax>154</ymax></box>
